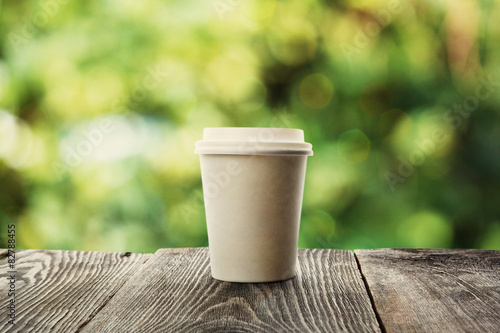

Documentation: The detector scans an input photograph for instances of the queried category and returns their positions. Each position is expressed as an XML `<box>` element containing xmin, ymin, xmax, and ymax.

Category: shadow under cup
<box><xmin>195</xmin><ymin>128</ymin><xmax>313</xmax><ymax>283</ymax></box>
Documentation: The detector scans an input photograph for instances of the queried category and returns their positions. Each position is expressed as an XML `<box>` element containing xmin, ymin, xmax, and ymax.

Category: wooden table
<box><xmin>1</xmin><ymin>248</ymin><xmax>499</xmax><ymax>332</ymax></box>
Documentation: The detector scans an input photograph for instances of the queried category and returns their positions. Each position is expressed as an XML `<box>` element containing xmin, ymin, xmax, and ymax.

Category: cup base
<box><xmin>211</xmin><ymin>273</ymin><xmax>296</xmax><ymax>284</ymax></box>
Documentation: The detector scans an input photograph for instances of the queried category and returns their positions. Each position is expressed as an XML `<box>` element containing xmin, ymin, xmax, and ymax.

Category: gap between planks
<box><xmin>353</xmin><ymin>252</ymin><xmax>387</xmax><ymax>333</ymax></box>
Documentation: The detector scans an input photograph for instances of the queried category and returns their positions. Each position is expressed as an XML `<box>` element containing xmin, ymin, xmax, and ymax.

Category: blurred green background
<box><xmin>1</xmin><ymin>0</ymin><xmax>499</xmax><ymax>252</ymax></box>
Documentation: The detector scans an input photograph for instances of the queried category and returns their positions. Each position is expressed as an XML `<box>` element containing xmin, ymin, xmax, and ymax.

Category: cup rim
<box><xmin>194</xmin><ymin>127</ymin><xmax>313</xmax><ymax>156</ymax></box>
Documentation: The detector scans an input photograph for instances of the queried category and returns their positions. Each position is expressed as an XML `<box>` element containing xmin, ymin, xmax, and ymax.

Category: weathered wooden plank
<box><xmin>81</xmin><ymin>248</ymin><xmax>381</xmax><ymax>332</ymax></box>
<box><xmin>0</xmin><ymin>249</ymin><xmax>150</xmax><ymax>333</ymax></box>
<box><xmin>355</xmin><ymin>248</ymin><xmax>500</xmax><ymax>333</ymax></box>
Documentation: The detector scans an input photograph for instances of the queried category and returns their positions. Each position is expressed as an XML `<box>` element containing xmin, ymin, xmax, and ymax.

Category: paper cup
<box><xmin>195</xmin><ymin>127</ymin><xmax>313</xmax><ymax>282</ymax></box>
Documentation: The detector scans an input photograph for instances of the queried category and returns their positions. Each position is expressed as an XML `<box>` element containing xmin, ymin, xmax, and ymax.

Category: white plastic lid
<box><xmin>194</xmin><ymin>127</ymin><xmax>313</xmax><ymax>156</ymax></box>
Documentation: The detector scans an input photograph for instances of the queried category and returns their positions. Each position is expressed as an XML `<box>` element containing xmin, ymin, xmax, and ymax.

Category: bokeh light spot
<box><xmin>241</xmin><ymin>0</ymin><xmax>276</xmax><ymax>22</ymax></box>
<box><xmin>379</xmin><ymin>109</ymin><xmax>412</xmax><ymax>143</ymax></box>
<box><xmin>0</xmin><ymin>110</ymin><xmax>44</xmax><ymax>169</ymax></box>
<box><xmin>360</xmin><ymin>83</ymin><xmax>393</xmax><ymax>117</ymax></box>
<box><xmin>299</xmin><ymin>210</ymin><xmax>336</xmax><ymax>248</ymax></box>
<box><xmin>337</xmin><ymin>129</ymin><xmax>371</xmax><ymax>164</ymax></box>
<box><xmin>165</xmin><ymin>86</ymin><xmax>197</xmax><ymax>122</ymax></box>
<box><xmin>398</xmin><ymin>211</ymin><xmax>453</xmax><ymax>248</ymax></box>
<box><xmin>481</xmin><ymin>223</ymin><xmax>500</xmax><ymax>250</ymax></box>
<box><xmin>299</xmin><ymin>73</ymin><xmax>334</xmax><ymax>109</ymax></box>
<box><xmin>231</xmin><ymin>77</ymin><xmax>267</xmax><ymax>111</ymax></box>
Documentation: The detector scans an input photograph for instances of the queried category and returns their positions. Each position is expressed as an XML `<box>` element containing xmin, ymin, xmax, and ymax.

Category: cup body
<box><xmin>195</xmin><ymin>128</ymin><xmax>312</xmax><ymax>282</ymax></box>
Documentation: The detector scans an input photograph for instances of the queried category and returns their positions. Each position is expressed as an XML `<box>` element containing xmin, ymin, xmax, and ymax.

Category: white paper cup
<box><xmin>195</xmin><ymin>127</ymin><xmax>313</xmax><ymax>282</ymax></box>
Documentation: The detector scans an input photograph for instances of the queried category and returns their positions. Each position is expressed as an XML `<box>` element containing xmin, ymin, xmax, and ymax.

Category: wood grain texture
<box><xmin>81</xmin><ymin>248</ymin><xmax>381</xmax><ymax>333</ymax></box>
<box><xmin>355</xmin><ymin>248</ymin><xmax>500</xmax><ymax>333</ymax></box>
<box><xmin>0</xmin><ymin>249</ymin><xmax>150</xmax><ymax>333</ymax></box>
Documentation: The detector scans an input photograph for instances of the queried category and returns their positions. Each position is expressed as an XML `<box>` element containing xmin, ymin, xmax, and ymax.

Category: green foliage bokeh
<box><xmin>1</xmin><ymin>0</ymin><xmax>499</xmax><ymax>251</ymax></box>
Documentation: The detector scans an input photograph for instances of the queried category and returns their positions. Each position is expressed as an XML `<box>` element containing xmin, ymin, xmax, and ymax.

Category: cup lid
<box><xmin>194</xmin><ymin>127</ymin><xmax>313</xmax><ymax>156</ymax></box>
